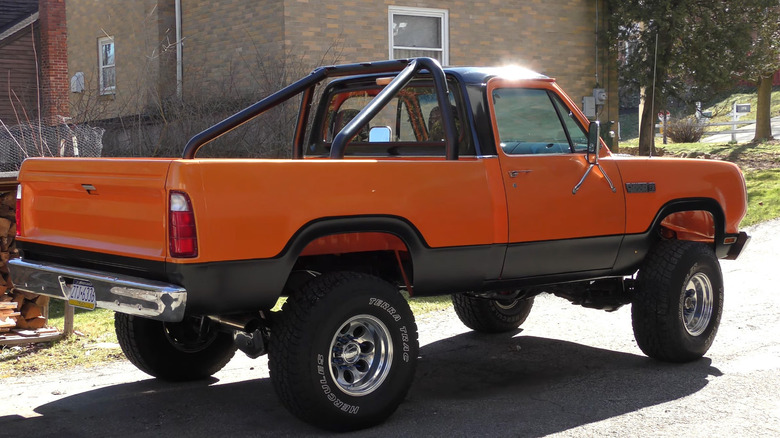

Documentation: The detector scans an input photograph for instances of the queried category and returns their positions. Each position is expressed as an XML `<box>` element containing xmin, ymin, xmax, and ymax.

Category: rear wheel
<box><xmin>632</xmin><ymin>240</ymin><xmax>724</xmax><ymax>362</ymax></box>
<box><xmin>115</xmin><ymin>313</ymin><xmax>236</xmax><ymax>381</ymax></box>
<box><xmin>452</xmin><ymin>292</ymin><xmax>534</xmax><ymax>333</ymax></box>
<box><xmin>269</xmin><ymin>272</ymin><xmax>418</xmax><ymax>431</ymax></box>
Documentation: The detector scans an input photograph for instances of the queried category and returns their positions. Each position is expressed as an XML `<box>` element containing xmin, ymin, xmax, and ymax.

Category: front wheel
<box><xmin>632</xmin><ymin>240</ymin><xmax>724</xmax><ymax>362</ymax></box>
<box><xmin>269</xmin><ymin>272</ymin><xmax>418</xmax><ymax>431</ymax></box>
<box><xmin>115</xmin><ymin>313</ymin><xmax>237</xmax><ymax>381</ymax></box>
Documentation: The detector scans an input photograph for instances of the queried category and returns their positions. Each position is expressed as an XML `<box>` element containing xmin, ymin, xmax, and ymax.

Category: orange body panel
<box><xmin>167</xmin><ymin>157</ymin><xmax>506</xmax><ymax>264</ymax></box>
<box><xmin>18</xmin><ymin>158</ymin><xmax>172</xmax><ymax>261</ymax></box>
<box><xmin>613</xmin><ymin>157</ymin><xmax>747</xmax><ymax>235</ymax></box>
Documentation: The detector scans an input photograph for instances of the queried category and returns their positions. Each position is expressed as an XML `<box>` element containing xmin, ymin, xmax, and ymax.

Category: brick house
<box><xmin>61</xmin><ymin>0</ymin><xmax>618</xmax><ymax>153</ymax></box>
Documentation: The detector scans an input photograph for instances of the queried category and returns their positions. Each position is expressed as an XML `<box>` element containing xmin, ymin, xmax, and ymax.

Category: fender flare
<box><xmin>279</xmin><ymin>214</ymin><xmax>428</xmax><ymax>261</ymax></box>
<box><xmin>614</xmin><ymin>198</ymin><xmax>726</xmax><ymax>274</ymax></box>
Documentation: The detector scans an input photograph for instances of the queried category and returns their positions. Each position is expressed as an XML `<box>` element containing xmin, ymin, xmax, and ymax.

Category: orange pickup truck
<box><xmin>9</xmin><ymin>58</ymin><xmax>749</xmax><ymax>431</ymax></box>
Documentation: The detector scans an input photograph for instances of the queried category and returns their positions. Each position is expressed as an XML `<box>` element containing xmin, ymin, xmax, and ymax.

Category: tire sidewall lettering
<box><xmin>310</xmin><ymin>293</ymin><xmax>416</xmax><ymax>417</ymax></box>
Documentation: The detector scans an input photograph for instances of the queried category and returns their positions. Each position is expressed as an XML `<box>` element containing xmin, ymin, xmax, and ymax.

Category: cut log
<box><xmin>0</xmin><ymin>316</ymin><xmax>15</xmax><ymax>328</ymax></box>
<box><xmin>0</xmin><ymin>301</ymin><xmax>17</xmax><ymax>309</ymax></box>
<box><xmin>0</xmin><ymin>293</ymin><xmax>11</xmax><ymax>302</ymax></box>
<box><xmin>14</xmin><ymin>315</ymin><xmax>28</xmax><ymax>329</ymax></box>
<box><xmin>21</xmin><ymin>302</ymin><xmax>42</xmax><ymax>320</ymax></box>
<box><xmin>17</xmin><ymin>290</ymin><xmax>39</xmax><ymax>301</ymax></box>
<box><xmin>0</xmin><ymin>218</ymin><xmax>10</xmax><ymax>237</ymax></box>
<box><xmin>0</xmin><ymin>191</ymin><xmax>14</xmax><ymax>209</ymax></box>
<box><xmin>34</xmin><ymin>295</ymin><xmax>49</xmax><ymax>307</ymax></box>
<box><xmin>24</xmin><ymin>317</ymin><xmax>46</xmax><ymax>329</ymax></box>
<box><xmin>10</xmin><ymin>294</ymin><xmax>23</xmax><ymax>309</ymax></box>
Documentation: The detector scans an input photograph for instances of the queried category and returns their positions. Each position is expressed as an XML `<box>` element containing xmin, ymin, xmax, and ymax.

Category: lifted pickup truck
<box><xmin>10</xmin><ymin>58</ymin><xmax>749</xmax><ymax>431</ymax></box>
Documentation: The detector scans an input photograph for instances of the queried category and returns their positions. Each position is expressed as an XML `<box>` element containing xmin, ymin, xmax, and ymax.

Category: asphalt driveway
<box><xmin>2</xmin><ymin>219</ymin><xmax>779</xmax><ymax>437</ymax></box>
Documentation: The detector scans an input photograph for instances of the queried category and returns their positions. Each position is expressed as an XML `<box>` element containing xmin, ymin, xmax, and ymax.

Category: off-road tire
<box><xmin>115</xmin><ymin>313</ymin><xmax>236</xmax><ymax>381</ymax></box>
<box><xmin>269</xmin><ymin>272</ymin><xmax>418</xmax><ymax>431</ymax></box>
<box><xmin>451</xmin><ymin>293</ymin><xmax>534</xmax><ymax>333</ymax></box>
<box><xmin>632</xmin><ymin>240</ymin><xmax>723</xmax><ymax>362</ymax></box>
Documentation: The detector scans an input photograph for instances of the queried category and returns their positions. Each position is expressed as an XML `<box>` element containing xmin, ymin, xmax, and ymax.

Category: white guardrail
<box><xmin>655</xmin><ymin>103</ymin><xmax>755</xmax><ymax>142</ymax></box>
<box><xmin>655</xmin><ymin>120</ymin><xmax>756</xmax><ymax>137</ymax></box>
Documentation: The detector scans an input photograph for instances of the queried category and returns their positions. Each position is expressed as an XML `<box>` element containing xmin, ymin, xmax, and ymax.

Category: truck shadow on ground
<box><xmin>1</xmin><ymin>332</ymin><xmax>720</xmax><ymax>437</ymax></box>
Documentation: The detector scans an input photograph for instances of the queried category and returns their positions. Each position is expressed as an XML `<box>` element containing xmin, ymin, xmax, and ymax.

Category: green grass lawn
<box><xmin>743</xmin><ymin>168</ymin><xmax>780</xmax><ymax>226</ymax></box>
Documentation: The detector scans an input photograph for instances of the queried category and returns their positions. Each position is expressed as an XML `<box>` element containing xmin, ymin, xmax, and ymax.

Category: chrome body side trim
<box><xmin>8</xmin><ymin>259</ymin><xmax>186</xmax><ymax>322</ymax></box>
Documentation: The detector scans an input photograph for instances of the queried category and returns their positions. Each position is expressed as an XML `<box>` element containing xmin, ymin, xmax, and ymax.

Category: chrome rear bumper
<box><xmin>8</xmin><ymin>259</ymin><xmax>186</xmax><ymax>322</ymax></box>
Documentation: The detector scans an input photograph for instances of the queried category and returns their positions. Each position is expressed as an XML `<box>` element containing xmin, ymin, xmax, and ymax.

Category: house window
<box><xmin>98</xmin><ymin>36</ymin><xmax>116</xmax><ymax>94</ymax></box>
<box><xmin>389</xmin><ymin>6</ymin><xmax>448</xmax><ymax>65</ymax></box>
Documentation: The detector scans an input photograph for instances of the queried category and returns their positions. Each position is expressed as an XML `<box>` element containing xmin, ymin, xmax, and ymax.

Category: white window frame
<box><xmin>98</xmin><ymin>36</ymin><xmax>116</xmax><ymax>95</ymax></box>
<box><xmin>388</xmin><ymin>6</ymin><xmax>449</xmax><ymax>66</ymax></box>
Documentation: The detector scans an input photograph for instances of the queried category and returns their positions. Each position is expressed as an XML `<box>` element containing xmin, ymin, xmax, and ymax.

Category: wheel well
<box><xmin>652</xmin><ymin>199</ymin><xmax>725</xmax><ymax>249</ymax></box>
<box><xmin>284</xmin><ymin>230</ymin><xmax>414</xmax><ymax>294</ymax></box>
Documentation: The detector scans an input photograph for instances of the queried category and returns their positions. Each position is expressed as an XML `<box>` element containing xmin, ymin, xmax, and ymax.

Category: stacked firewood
<box><xmin>0</xmin><ymin>190</ymin><xmax>50</xmax><ymax>334</ymax></box>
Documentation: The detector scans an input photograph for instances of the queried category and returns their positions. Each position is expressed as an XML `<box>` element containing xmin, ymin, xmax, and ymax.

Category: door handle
<box><xmin>508</xmin><ymin>170</ymin><xmax>531</xmax><ymax>178</ymax></box>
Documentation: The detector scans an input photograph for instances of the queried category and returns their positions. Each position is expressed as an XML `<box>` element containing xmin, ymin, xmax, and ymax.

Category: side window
<box><xmin>492</xmin><ymin>88</ymin><xmax>575</xmax><ymax>155</ymax></box>
<box><xmin>551</xmin><ymin>94</ymin><xmax>588</xmax><ymax>152</ymax></box>
<box><xmin>310</xmin><ymin>82</ymin><xmax>473</xmax><ymax>157</ymax></box>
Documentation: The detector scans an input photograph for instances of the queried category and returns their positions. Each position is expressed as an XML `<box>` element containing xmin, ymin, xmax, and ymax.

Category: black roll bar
<box><xmin>181</xmin><ymin>58</ymin><xmax>457</xmax><ymax>160</ymax></box>
<box><xmin>329</xmin><ymin>57</ymin><xmax>456</xmax><ymax>159</ymax></box>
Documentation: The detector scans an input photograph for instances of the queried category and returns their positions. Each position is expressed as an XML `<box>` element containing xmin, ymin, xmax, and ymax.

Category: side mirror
<box><xmin>587</xmin><ymin>121</ymin><xmax>601</xmax><ymax>164</ymax></box>
<box><xmin>369</xmin><ymin>126</ymin><xmax>391</xmax><ymax>142</ymax></box>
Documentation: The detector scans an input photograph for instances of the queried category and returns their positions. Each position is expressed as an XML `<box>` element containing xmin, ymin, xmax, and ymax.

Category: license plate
<box><xmin>67</xmin><ymin>279</ymin><xmax>96</xmax><ymax>310</ymax></box>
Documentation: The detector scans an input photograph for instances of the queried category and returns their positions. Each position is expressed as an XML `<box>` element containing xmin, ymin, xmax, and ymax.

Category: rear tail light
<box><xmin>15</xmin><ymin>184</ymin><xmax>21</xmax><ymax>237</ymax></box>
<box><xmin>169</xmin><ymin>191</ymin><xmax>198</xmax><ymax>258</ymax></box>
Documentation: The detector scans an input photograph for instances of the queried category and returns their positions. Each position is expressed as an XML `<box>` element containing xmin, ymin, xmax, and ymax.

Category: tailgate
<box><xmin>18</xmin><ymin>158</ymin><xmax>174</xmax><ymax>261</ymax></box>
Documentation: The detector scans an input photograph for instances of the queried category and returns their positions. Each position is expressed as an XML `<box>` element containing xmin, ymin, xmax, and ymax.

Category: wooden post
<box><xmin>63</xmin><ymin>303</ymin><xmax>74</xmax><ymax>336</ymax></box>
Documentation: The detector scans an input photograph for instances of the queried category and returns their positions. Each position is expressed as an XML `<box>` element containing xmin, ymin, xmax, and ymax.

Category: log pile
<box><xmin>0</xmin><ymin>189</ymin><xmax>57</xmax><ymax>342</ymax></box>
<box><xmin>0</xmin><ymin>291</ymin><xmax>48</xmax><ymax>332</ymax></box>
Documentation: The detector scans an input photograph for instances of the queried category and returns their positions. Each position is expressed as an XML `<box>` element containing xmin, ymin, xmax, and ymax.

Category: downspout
<box><xmin>175</xmin><ymin>0</ymin><xmax>182</xmax><ymax>98</ymax></box>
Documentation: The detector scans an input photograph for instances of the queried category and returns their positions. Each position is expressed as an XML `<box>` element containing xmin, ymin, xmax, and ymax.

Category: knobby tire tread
<box><xmin>632</xmin><ymin>240</ymin><xmax>722</xmax><ymax>362</ymax></box>
<box><xmin>269</xmin><ymin>271</ymin><xmax>418</xmax><ymax>431</ymax></box>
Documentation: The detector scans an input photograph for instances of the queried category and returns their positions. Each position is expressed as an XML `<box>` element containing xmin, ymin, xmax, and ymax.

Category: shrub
<box><xmin>665</xmin><ymin>117</ymin><xmax>705</xmax><ymax>143</ymax></box>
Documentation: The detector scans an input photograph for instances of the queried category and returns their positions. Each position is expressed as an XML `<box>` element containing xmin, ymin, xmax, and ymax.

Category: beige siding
<box><xmin>66</xmin><ymin>0</ymin><xmax>173</xmax><ymax>119</ymax></box>
<box><xmin>178</xmin><ymin>0</ymin><xmax>617</xmax><ymax>129</ymax></box>
<box><xmin>66</xmin><ymin>0</ymin><xmax>618</xmax><ymax>138</ymax></box>
<box><xmin>181</xmin><ymin>0</ymin><xmax>285</xmax><ymax>95</ymax></box>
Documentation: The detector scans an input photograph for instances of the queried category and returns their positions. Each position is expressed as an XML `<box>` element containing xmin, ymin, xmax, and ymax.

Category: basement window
<box><xmin>98</xmin><ymin>36</ymin><xmax>116</xmax><ymax>95</ymax></box>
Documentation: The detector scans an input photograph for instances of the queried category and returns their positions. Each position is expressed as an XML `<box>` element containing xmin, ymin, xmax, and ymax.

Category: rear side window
<box><xmin>492</xmin><ymin>88</ymin><xmax>586</xmax><ymax>155</ymax></box>
<box><xmin>308</xmin><ymin>80</ymin><xmax>473</xmax><ymax>157</ymax></box>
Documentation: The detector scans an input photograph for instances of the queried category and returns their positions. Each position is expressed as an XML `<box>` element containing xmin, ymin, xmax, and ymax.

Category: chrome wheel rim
<box><xmin>682</xmin><ymin>272</ymin><xmax>714</xmax><ymax>336</ymax></box>
<box><xmin>328</xmin><ymin>314</ymin><xmax>393</xmax><ymax>396</ymax></box>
